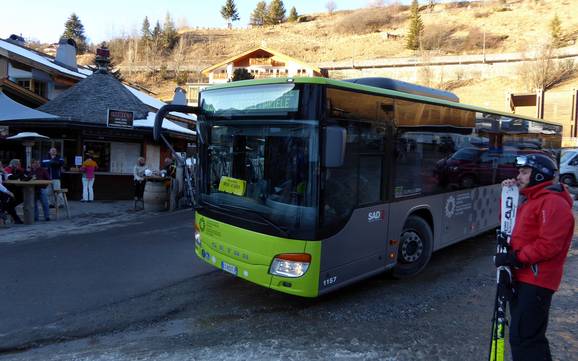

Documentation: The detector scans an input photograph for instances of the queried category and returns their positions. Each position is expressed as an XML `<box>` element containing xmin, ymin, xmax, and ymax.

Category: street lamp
<box><xmin>6</xmin><ymin>132</ymin><xmax>50</xmax><ymax>169</ymax></box>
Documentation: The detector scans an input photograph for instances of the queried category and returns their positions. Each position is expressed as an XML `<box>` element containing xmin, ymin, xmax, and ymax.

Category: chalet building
<box><xmin>0</xmin><ymin>36</ymin><xmax>195</xmax><ymax>200</ymax></box>
<box><xmin>201</xmin><ymin>47</ymin><xmax>324</xmax><ymax>84</ymax></box>
<box><xmin>0</xmin><ymin>36</ymin><xmax>88</xmax><ymax>107</ymax></box>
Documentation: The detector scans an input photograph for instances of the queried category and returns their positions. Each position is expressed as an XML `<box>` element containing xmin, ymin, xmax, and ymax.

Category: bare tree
<box><xmin>126</xmin><ymin>36</ymin><xmax>139</xmax><ymax>76</ymax></box>
<box><xmin>172</xmin><ymin>37</ymin><xmax>187</xmax><ymax>77</ymax></box>
<box><xmin>518</xmin><ymin>43</ymin><xmax>577</xmax><ymax>91</ymax></box>
<box><xmin>366</xmin><ymin>0</ymin><xmax>384</xmax><ymax>7</ymax></box>
<box><xmin>417</xmin><ymin>50</ymin><xmax>434</xmax><ymax>87</ymax></box>
<box><xmin>326</xmin><ymin>0</ymin><xmax>337</xmax><ymax>15</ymax></box>
<box><xmin>177</xmin><ymin>17</ymin><xmax>189</xmax><ymax>31</ymax></box>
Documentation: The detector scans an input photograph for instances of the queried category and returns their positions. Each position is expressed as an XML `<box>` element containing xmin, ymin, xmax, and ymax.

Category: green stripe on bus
<box><xmin>195</xmin><ymin>212</ymin><xmax>321</xmax><ymax>297</ymax></box>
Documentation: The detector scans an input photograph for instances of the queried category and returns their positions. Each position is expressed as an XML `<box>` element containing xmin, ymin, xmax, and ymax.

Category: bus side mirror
<box><xmin>154</xmin><ymin>104</ymin><xmax>199</xmax><ymax>142</ymax></box>
<box><xmin>324</xmin><ymin>126</ymin><xmax>346</xmax><ymax>168</ymax></box>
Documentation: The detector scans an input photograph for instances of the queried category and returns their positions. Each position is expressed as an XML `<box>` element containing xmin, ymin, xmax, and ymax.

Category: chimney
<box><xmin>95</xmin><ymin>46</ymin><xmax>110</xmax><ymax>73</ymax></box>
<box><xmin>6</xmin><ymin>34</ymin><xmax>25</xmax><ymax>47</ymax></box>
<box><xmin>55</xmin><ymin>38</ymin><xmax>78</xmax><ymax>70</ymax></box>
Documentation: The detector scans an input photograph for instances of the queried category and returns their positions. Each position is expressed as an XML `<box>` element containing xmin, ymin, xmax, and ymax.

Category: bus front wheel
<box><xmin>393</xmin><ymin>216</ymin><xmax>433</xmax><ymax>278</ymax></box>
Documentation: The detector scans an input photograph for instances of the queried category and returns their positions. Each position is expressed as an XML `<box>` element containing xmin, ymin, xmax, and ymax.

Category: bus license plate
<box><xmin>221</xmin><ymin>261</ymin><xmax>237</xmax><ymax>276</ymax></box>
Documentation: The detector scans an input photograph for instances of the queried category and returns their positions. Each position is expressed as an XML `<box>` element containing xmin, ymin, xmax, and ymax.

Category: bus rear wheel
<box><xmin>393</xmin><ymin>215</ymin><xmax>433</xmax><ymax>278</ymax></box>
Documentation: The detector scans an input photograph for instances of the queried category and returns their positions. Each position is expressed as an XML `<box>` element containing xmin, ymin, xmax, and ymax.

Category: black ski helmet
<box><xmin>515</xmin><ymin>153</ymin><xmax>558</xmax><ymax>186</ymax></box>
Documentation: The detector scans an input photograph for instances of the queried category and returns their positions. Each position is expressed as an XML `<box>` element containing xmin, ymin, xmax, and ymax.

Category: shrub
<box><xmin>462</xmin><ymin>27</ymin><xmax>507</xmax><ymax>50</ymax></box>
<box><xmin>421</xmin><ymin>23</ymin><xmax>456</xmax><ymax>50</ymax></box>
<box><xmin>438</xmin><ymin>78</ymin><xmax>475</xmax><ymax>91</ymax></box>
<box><xmin>175</xmin><ymin>71</ymin><xmax>189</xmax><ymax>85</ymax></box>
<box><xmin>443</xmin><ymin>27</ymin><xmax>506</xmax><ymax>52</ymax></box>
<box><xmin>334</xmin><ymin>8</ymin><xmax>397</xmax><ymax>34</ymax></box>
<box><xmin>473</xmin><ymin>10</ymin><xmax>491</xmax><ymax>18</ymax></box>
<box><xmin>446</xmin><ymin>1</ymin><xmax>473</xmax><ymax>9</ymax></box>
<box><xmin>493</xmin><ymin>6</ymin><xmax>512</xmax><ymax>12</ymax></box>
<box><xmin>159</xmin><ymin>64</ymin><xmax>169</xmax><ymax>80</ymax></box>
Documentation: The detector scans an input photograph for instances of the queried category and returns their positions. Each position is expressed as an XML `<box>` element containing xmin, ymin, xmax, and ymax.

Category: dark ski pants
<box><xmin>509</xmin><ymin>282</ymin><xmax>554</xmax><ymax>361</ymax></box>
<box><xmin>134</xmin><ymin>180</ymin><xmax>146</xmax><ymax>200</ymax></box>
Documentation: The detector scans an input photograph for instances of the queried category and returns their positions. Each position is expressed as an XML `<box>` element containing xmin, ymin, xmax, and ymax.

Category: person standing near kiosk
<box><xmin>42</xmin><ymin>147</ymin><xmax>64</xmax><ymax>207</ymax></box>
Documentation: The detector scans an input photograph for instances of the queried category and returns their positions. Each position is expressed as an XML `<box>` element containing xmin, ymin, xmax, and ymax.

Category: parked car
<box><xmin>434</xmin><ymin>147</ymin><xmax>548</xmax><ymax>189</ymax></box>
<box><xmin>559</xmin><ymin>149</ymin><xmax>578</xmax><ymax>186</ymax></box>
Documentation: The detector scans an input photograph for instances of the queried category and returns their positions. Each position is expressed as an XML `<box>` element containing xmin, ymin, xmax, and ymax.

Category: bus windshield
<box><xmin>200</xmin><ymin>120</ymin><xmax>319</xmax><ymax>239</ymax></box>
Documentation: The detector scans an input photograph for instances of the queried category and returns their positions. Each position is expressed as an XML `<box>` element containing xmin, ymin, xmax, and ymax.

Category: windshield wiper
<box><xmin>201</xmin><ymin>199</ymin><xmax>289</xmax><ymax>237</ymax></box>
<box><xmin>221</xmin><ymin>203</ymin><xmax>289</xmax><ymax>238</ymax></box>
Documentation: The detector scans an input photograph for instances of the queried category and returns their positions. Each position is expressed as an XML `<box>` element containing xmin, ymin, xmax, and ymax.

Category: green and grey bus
<box><xmin>154</xmin><ymin>77</ymin><xmax>562</xmax><ymax>297</ymax></box>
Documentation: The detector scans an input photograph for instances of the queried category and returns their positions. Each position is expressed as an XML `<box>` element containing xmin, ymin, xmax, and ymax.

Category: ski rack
<box><xmin>154</xmin><ymin>104</ymin><xmax>200</xmax><ymax>209</ymax></box>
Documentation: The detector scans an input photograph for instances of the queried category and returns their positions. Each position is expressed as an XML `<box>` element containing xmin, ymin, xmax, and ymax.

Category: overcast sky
<box><xmin>1</xmin><ymin>0</ymin><xmax>410</xmax><ymax>44</ymax></box>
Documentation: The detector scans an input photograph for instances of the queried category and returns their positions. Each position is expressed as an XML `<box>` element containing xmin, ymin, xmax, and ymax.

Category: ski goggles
<box><xmin>514</xmin><ymin>155</ymin><xmax>530</xmax><ymax>168</ymax></box>
<box><xmin>514</xmin><ymin>155</ymin><xmax>555</xmax><ymax>176</ymax></box>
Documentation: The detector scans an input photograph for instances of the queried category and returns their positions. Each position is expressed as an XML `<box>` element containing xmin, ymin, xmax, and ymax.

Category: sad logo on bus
<box><xmin>368</xmin><ymin>210</ymin><xmax>384</xmax><ymax>223</ymax></box>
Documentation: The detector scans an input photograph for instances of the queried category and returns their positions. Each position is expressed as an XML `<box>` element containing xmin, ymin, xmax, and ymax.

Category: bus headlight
<box><xmin>269</xmin><ymin>253</ymin><xmax>311</xmax><ymax>278</ymax></box>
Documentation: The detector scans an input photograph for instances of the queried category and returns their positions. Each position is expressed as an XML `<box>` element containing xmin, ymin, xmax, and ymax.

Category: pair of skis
<box><xmin>489</xmin><ymin>185</ymin><xmax>519</xmax><ymax>361</ymax></box>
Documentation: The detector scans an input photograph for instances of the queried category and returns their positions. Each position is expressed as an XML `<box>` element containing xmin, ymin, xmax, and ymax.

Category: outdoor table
<box><xmin>4</xmin><ymin>179</ymin><xmax>53</xmax><ymax>224</ymax></box>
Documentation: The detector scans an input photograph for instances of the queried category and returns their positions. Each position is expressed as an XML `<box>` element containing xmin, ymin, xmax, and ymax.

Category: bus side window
<box><xmin>358</xmin><ymin>155</ymin><xmax>382</xmax><ymax>204</ymax></box>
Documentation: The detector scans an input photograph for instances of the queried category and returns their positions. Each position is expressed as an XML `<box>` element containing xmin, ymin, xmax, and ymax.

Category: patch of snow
<box><xmin>0</xmin><ymin>39</ymin><xmax>86</xmax><ymax>79</ymax></box>
<box><xmin>124</xmin><ymin>85</ymin><xmax>196</xmax><ymax>121</ymax></box>
<box><xmin>133</xmin><ymin>112</ymin><xmax>195</xmax><ymax>136</ymax></box>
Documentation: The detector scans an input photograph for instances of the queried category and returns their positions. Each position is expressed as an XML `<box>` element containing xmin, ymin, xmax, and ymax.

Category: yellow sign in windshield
<box><xmin>218</xmin><ymin>176</ymin><xmax>247</xmax><ymax>196</ymax></box>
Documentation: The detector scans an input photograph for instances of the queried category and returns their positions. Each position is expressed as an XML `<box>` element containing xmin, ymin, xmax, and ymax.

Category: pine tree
<box><xmin>162</xmin><ymin>12</ymin><xmax>179</xmax><ymax>53</ymax></box>
<box><xmin>220</xmin><ymin>0</ymin><xmax>240</xmax><ymax>29</ymax></box>
<box><xmin>62</xmin><ymin>13</ymin><xmax>88</xmax><ymax>54</ymax></box>
<box><xmin>152</xmin><ymin>21</ymin><xmax>162</xmax><ymax>40</ymax></box>
<box><xmin>288</xmin><ymin>6</ymin><xmax>299</xmax><ymax>22</ymax></box>
<box><xmin>232</xmin><ymin>68</ymin><xmax>255</xmax><ymax>81</ymax></box>
<box><xmin>550</xmin><ymin>14</ymin><xmax>563</xmax><ymax>48</ymax></box>
<box><xmin>141</xmin><ymin>16</ymin><xmax>151</xmax><ymax>42</ymax></box>
<box><xmin>151</xmin><ymin>20</ymin><xmax>163</xmax><ymax>54</ymax></box>
<box><xmin>406</xmin><ymin>0</ymin><xmax>424</xmax><ymax>50</ymax></box>
<box><xmin>250</xmin><ymin>1</ymin><xmax>268</xmax><ymax>26</ymax></box>
<box><xmin>267</xmin><ymin>0</ymin><xmax>286</xmax><ymax>25</ymax></box>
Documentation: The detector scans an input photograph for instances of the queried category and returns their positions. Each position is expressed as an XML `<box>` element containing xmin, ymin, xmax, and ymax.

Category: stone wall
<box><xmin>320</xmin><ymin>46</ymin><xmax>578</xmax><ymax>84</ymax></box>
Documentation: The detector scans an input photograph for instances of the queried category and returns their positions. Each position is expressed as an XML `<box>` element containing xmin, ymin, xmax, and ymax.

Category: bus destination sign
<box><xmin>107</xmin><ymin>109</ymin><xmax>134</xmax><ymax>129</ymax></box>
<box><xmin>202</xmin><ymin>84</ymin><xmax>300</xmax><ymax>115</ymax></box>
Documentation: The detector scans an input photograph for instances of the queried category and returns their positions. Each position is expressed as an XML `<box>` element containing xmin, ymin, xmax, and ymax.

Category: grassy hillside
<box><xmin>115</xmin><ymin>0</ymin><xmax>578</xmax><ymax>107</ymax></box>
<box><xmin>171</xmin><ymin>0</ymin><xmax>578</xmax><ymax>65</ymax></box>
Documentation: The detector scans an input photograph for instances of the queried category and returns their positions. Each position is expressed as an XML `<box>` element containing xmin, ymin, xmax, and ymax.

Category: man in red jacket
<box><xmin>497</xmin><ymin>153</ymin><xmax>574</xmax><ymax>361</ymax></box>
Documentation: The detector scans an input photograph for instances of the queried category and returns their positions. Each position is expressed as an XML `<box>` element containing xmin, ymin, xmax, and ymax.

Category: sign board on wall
<box><xmin>107</xmin><ymin>109</ymin><xmax>134</xmax><ymax>129</ymax></box>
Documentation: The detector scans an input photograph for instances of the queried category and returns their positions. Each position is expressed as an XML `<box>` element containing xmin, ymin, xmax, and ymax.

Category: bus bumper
<box><xmin>194</xmin><ymin>214</ymin><xmax>320</xmax><ymax>297</ymax></box>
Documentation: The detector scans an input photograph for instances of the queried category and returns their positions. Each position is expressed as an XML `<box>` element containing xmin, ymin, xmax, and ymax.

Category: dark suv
<box><xmin>435</xmin><ymin>147</ymin><xmax>544</xmax><ymax>189</ymax></box>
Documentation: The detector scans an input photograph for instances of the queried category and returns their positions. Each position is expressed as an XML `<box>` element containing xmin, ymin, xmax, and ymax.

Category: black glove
<box><xmin>494</xmin><ymin>251</ymin><xmax>523</xmax><ymax>268</ymax></box>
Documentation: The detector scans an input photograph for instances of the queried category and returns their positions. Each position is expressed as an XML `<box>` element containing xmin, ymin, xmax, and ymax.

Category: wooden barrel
<box><xmin>143</xmin><ymin>181</ymin><xmax>168</xmax><ymax>211</ymax></box>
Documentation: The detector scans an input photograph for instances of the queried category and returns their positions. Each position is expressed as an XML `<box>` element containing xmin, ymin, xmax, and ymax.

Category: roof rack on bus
<box><xmin>344</xmin><ymin>77</ymin><xmax>460</xmax><ymax>103</ymax></box>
